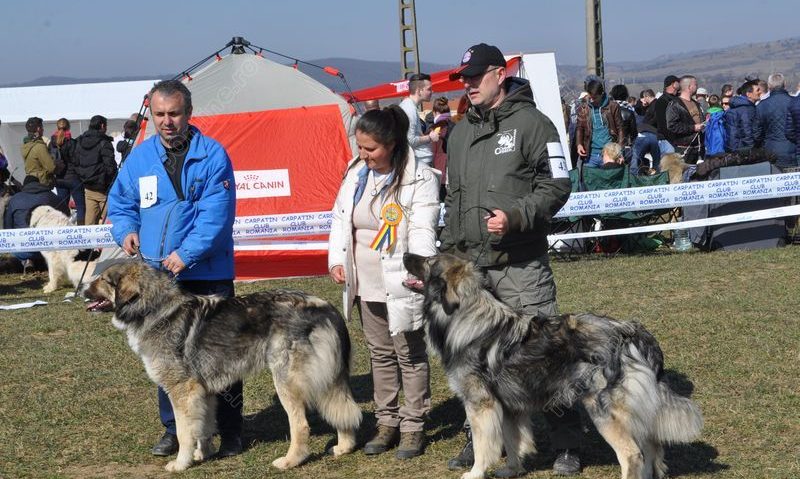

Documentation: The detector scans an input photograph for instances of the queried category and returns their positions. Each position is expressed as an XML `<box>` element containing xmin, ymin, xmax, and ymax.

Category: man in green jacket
<box><xmin>21</xmin><ymin>117</ymin><xmax>56</xmax><ymax>188</ymax></box>
<box><xmin>441</xmin><ymin>43</ymin><xmax>579</xmax><ymax>477</ymax></box>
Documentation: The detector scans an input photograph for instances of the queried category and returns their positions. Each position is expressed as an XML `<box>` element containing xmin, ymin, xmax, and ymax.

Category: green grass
<box><xmin>0</xmin><ymin>248</ymin><xmax>798</xmax><ymax>478</ymax></box>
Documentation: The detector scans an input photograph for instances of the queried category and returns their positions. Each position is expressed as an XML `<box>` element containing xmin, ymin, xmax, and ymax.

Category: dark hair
<box><xmin>708</xmin><ymin>94</ymin><xmax>720</xmax><ymax>107</ymax></box>
<box><xmin>738</xmin><ymin>80</ymin><xmax>759</xmax><ymax>96</ymax></box>
<box><xmin>149</xmin><ymin>79</ymin><xmax>192</xmax><ymax>113</ymax></box>
<box><xmin>89</xmin><ymin>115</ymin><xmax>107</xmax><ymax>131</ymax></box>
<box><xmin>25</xmin><ymin>116</ymin><xmax>43</xmax><ymax>134</ymax></box>
<box><xmin>586</xmin><ymin>79</ymin><xmax>605</xmax><ymax>97</ymax></box>
<box><xmin>122</xmin><ymin>119</ymin><xmax>138</xmax><ymax>139</ymax></box>
<box><xmin>640</xmin><ymin>89</ymin><xmax>655</xmax><ymax>99</ymax></box>
<box><xmin>432</xmin><ymin>97</ymin><xmax>450</xmax><ymax>114</ymax></box>
<box><xmin>610</xmin><ymin>84</ymin><xmax>629</xmax><ymax>102</ymax></box>
<box><xmin>408</xmin><ymin>73</ymin><xmax>431</xmax><ymax>95</ymax></box>
<box><xmin>355</xmin><ymin>105</ymin><xmax>410</xmax><ymax>203</ymax></box>
<box><xmin>721</xmin><ymin>84</ymin><xmax>733</xmax><ymax>95</ymax></box>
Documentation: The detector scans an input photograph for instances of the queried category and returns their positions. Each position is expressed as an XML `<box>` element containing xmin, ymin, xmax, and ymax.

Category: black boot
<box><xmin>446</xmin><ymin>429</ymin><xmax>474</xmax><ymax>470</ymax></box>
<box><xmin>151</xmin><ymin>432</ymin><xmax>179</xmax><ymax>456</ymax></box>
<box><xmin>218</xmin><ymin>435</ymin><xmax>243</xmax><ymax>457</ymax></box>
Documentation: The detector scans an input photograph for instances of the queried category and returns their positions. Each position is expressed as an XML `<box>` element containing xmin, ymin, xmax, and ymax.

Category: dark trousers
<box><xmin>158</xmin><ymin>279</ymin><xmax>243</xmax><ymax>439</ymax></box>
<box><xmin>55</xmin><ymin>177</ymin><xmax>85</xmax><ymax>225</ymax></box>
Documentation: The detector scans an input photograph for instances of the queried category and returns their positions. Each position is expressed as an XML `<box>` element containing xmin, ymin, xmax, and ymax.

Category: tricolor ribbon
<box><xmin>370</xmin><ymin>203</ymin><xmax>403</xmax><ymax>251</ymax></box>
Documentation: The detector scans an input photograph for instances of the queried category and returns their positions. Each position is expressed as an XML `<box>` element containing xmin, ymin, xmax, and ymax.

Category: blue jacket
<box><xmin>754</xmin><ymin>89</ymin><xmax>795</xmax><ymax>167</ymax></box>
<box><xmin>784</xmin><ymin>95</ymin><xmax>800</xmax><ymax>163</ymax></box>
<box><xmin>108</xmin><ymin>126</ymin><xmax>236</xmax><ymax>280</ymax></box>
<box><xmin>724</xmin><ymin>95</ymin><xmax>756</xmax><ymax>152</ymax></box>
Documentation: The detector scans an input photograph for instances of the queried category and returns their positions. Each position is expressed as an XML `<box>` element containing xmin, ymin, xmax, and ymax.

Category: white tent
<box><xmin>0</xmin><ymin>79</ymin><xmax>158</xmax><ymax>180</ymax></box>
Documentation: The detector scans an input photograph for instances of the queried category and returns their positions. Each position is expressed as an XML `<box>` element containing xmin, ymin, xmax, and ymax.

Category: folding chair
<box><xmin>549</xmin><ymin>168</ymin><xmax>588</xmax><ymax>259</ymax></box>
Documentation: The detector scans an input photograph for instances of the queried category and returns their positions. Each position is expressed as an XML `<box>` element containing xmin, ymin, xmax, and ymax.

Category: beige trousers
<box><xmin>84</xmin><ymin>188</ymin><xmax>108</xmax><ymax>226</ymax></box>
<box><xmin>359</xmin><ymin>300</ymin><xmax>430</xmax><ymax>433</ymax></box>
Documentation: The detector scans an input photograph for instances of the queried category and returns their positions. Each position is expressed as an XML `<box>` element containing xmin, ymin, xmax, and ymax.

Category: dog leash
<box><xmin>463</xmin><ymin>206</ymin><xmax>497</xmax><ymax>266</ymax></box>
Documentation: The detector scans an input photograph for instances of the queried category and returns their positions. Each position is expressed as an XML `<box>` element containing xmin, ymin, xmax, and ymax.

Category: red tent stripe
<box><xmin>343</xmin><ymin>56</ymin><xmax>521</xmax><ymax>103</ymax></box>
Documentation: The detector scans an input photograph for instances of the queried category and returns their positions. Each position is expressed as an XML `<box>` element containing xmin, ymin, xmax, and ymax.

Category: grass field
<box><xmin>0</xmin><ymin>247</ymin><xmax>798</xmax><ymax>479</ymax></box>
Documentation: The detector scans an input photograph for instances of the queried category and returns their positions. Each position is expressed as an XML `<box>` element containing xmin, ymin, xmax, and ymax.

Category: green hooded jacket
<box><xmin>440</xmin><ymin>77</ymin><xmax>571</xmax><ymax>267</ymax></box>
<box><xmin>21</xmin><ymin>137</ymin><xmax>56</xmax><ymax>187</ymax></box>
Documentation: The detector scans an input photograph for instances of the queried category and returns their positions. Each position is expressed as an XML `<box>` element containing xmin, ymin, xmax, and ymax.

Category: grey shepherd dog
<box><xmin>83</xmin><ymin>262</ymin><xmax>361</xmax><ymax>472</ymax></box>
<box><xmin>403</xmin><ymin>253</ymin><xmax>702</xmax><ymax>479</ymax></box>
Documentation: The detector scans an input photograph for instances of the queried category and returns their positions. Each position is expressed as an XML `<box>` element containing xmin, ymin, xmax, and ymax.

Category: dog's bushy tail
<box><xmin>653</xmin><ymin>382</ymin><xmax>703</xmax><ymax>444</ymax></box>
<box><xmin>310</xmin><ymin>306</ymin><xmax>361</xmax><ymax>432</ymax></box>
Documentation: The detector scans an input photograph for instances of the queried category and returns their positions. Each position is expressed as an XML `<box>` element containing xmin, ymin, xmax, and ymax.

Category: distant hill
<box><xmin>6</xmin><ymin>36</ymin><xmax>800</xmax><ymax>101</ymax></box>
<box><xmin>559</xmin><ymin>37</ymin><xmax>800</xmax><ymax>99</ymax></box>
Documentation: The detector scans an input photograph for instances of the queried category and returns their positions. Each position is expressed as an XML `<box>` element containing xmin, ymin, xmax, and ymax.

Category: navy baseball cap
<box><xmin>449</xmin><ymin>43</ymin><xmax>507</xmax><ymax>81</ymax></box>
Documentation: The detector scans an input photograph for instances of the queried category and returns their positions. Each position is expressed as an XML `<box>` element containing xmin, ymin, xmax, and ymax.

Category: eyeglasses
<box><xmin>722</xmin><ymin>101</ymin><xmax>730</xmax><ymax>106</ymax></box>
<box><xmin>459</xmin><ymin>66</ymin><xmax>501</xmax><ymax>82</ymax></box>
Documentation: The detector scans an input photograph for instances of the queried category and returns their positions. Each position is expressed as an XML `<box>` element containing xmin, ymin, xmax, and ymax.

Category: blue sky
<box><xmin>1</xmin><ymin>0</ymin><xmax>798</xmax><ymax>83</ymax></box>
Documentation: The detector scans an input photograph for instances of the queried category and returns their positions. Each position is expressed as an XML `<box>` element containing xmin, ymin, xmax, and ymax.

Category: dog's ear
<box><xmin>114</xmin><ymin>266</ymin><xmax>141</xmax><ymax>307</ymax></box>
<box><xmin>428</xmin><ymin>275</ymin><xmax>459</xmax><ymax>315</ymax></box>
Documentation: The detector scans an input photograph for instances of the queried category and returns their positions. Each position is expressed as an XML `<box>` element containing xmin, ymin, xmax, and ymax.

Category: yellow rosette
<box><xmin>370</xmin><ymin>203</ymin><xmax>403</xmax><ymax>251</ymax></box>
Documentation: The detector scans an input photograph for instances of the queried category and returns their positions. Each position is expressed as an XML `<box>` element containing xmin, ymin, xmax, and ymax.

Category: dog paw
<box><xmin>193</xmin><ymin>438</ymin><xmax>214</xmax><ymax>462</ymax></box>
<box><xmin>165</xmin><ymin>459</ymin><xmax>191</xmax><ymax>472</ymax></box>
<box><xmin>331</xmin><ymin>443</ymin><xmax>354</xmax><ymax>456</ymax></box>
<box><xmin>272</xmin><ymin>455</ymin><xmax>303</xmax><ymax>470</ymax></box>
<box><xmin>460</xmin><ymin>471</ymin><xmax>485</xmax><ymax>479</ymax></box>
<box><xmin>43</xmin><ymin>284</ymin><xmax>57</xmax><ymax>294</ymax></box>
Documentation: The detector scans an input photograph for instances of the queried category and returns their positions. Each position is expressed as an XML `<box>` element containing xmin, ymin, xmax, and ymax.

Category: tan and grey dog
<box><xmin>403</xmin><ymin>253</ymin><xmax>703</xmax><ymax>479</ymax></box>
<box><xmin>84</xmin><ymin>262</ymin><xmax>361</xmax><ymax>472</ymax></box>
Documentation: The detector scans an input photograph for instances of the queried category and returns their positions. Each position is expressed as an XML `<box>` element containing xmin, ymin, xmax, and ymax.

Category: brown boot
<box><xmin>363</xmin><ymin>425</ymin><xmax>399</xmax><ymax>455</ymax></box>
<box><xmin>395</xmin><ymin>430</ymin><xmax>425</xmax><ymax>459</ymax></box>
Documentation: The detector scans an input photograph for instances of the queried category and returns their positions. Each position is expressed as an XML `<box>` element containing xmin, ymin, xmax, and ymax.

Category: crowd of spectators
<box><xmin>566</xmin><ymin>72</ymin><xmax>800</xmax><ymax>178</ymax></box>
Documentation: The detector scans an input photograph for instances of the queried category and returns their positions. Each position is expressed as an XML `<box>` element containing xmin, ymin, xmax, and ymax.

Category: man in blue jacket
<box><xmin>755</xmin><ymin>73</ymin><xmax>795</xmax><ymax>168</ymax></box>
<box><xmin>724</xmin><ymin>80</ymin><xmax>761</xmax><ymax>153</ymax></box>
<box><xmin>107</xmin><ymin>79</ymin><xmax>242</xmax><ymax>458</ymax></box>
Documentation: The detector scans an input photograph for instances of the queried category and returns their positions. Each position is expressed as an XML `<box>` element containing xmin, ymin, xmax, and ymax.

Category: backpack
<box><xmin>704</xmin><ymin>110</ymin><xmax>727</xmax><ymax>157</ymax></box>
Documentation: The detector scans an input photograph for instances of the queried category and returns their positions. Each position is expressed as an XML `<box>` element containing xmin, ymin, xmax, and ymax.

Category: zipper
<box><xmin>158</xmin><ymin>201</ymin><xmax>179</xmax><ymax>263</ymax></box>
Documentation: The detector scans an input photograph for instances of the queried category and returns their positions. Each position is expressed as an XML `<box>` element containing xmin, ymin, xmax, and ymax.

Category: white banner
<box><xmin>0</xmin><ymin>211</ymin><xmax>334</xmax><ymax>254</ymax></box>
<box><xmin>555</xmin><ymin>172</ymin><xmax>800</xmax><ymax>218</ymax></box>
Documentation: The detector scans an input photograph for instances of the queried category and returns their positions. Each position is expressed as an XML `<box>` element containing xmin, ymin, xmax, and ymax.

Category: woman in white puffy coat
<box><xmin>328</xmin><ymin>105</ymin><xmax>439</xmax><ymax>459</ymax></box>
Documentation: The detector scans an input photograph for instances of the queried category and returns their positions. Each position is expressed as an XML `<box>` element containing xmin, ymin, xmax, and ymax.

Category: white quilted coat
<box><xmin>328</xmin><ymin>154</ymin><xmax>440</xmax><ymax>334</ymax></box>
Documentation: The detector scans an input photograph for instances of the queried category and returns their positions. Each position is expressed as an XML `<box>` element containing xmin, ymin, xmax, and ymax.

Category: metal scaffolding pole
<box><xmin>585</xmin><ymin>0</ymin><xmax>604</xmax><ymax>78</ymax></box>
<box><xmin>399</xmin><ymin>0</ymin><xmax>421</xmax><ymax>79</ymax></box>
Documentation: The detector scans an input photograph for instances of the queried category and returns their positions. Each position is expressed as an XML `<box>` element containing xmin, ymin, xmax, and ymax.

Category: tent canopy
<box><xmin>0</xmin><ymin>80</ymin><xmax>158</xmax><ymax>180</ymax></box>
<box><xmin>138</xmin><ymin>51</ymin><xmax>355</xmax><ymax>280</ymax></box>
<box><xmin>343</xmin><ymin>56</ymin><xmax>521</xmax><ymax>103</ymax></box>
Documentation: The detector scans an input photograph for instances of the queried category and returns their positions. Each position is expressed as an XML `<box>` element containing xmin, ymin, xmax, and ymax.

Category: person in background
<box><xmin>601</xmin><ymin>142</ymin><xmax>625</xmax><ymax>168</ymax></box>
<box><xmin>724</xmin><ymin>80</ymin><xmax>760</xmax><ymax>152</ymax></box>
<box><xmin>707</xmin><ymin>94</ymin><xmax>723</xmax><ymax>116</ymax></box>
<box><xmin>73</xmin><ymin>115</ymin><xmax>117</xmax><ymax>225</ymax></box>
<box><xmin>50</xmin><ymin>118</ymin><xmax>85</xmax><ymax>225</ymax></box>
<box><xmin>442</xmin><ymin>42</ymin><xmax>577</xmax><ymax>477</ymax></box>
<box><xmin>666</xmin><ymin>75</ymin><xmax>704</xmax><ymax>164</ymax></box>
<box><xmin>115</xmin><ymin>119</ymin><xmax>138</xmax><ymax>165</ymax></box>
<box><xmin>328</xmin><ymin>105</ymin><xmax>439</xmax><ymax>460</ymax></box>
<box><xmin>721</xmin><ymin>84</ymin><xmax>734</xmax><ymax>101</ymax></box>
<box><xmin>721</xmin><ymin>96</ymin><xmax>732</xmax><ymax>111</ymax></box>
<box><xmin>655</xmin><ymin>75</ymin><xmax>680</xmax><ymax>155</ymax></box>
<box><xmin>21</xmin><ymin>117</ymin><xmax>56</xmax><ymax>188</ymax></box>
<box><xmin>399</xmin><ymin>73</ymin><xmax>440</xmax><ymax>165</ymax></box>
<box><xmin>364</xmin><ymin>99</ymin><xmax>380</xmax><ymax>112</ymax></box>
<box><xmin>632</xmin><ymin>88</ymin><xmax>660</xmax><ymax>175</ymax></box>
<box><xmin>108</xmin><ymin>79</ymin><xmax>242</xmax><ymax>459</ymax></box>
<box><xmin>576</xmin><ymin>78</ymin><xmax>624</xmax><ymax>168</ymax></box>
<box><xmin>430</xmin><ymin>96</ymin><xmax>453</xmax><ymax>200</ymax></box>
<box><xmin>695</xmin><ymin>87</ymin><xmax>710</xmax><ymax>116</ymax></box>
<box><xmin>4</xmin><ymin>175</ymin><xmax>69</xmax><ymax>271</ymax></box>
<box><xmin>609</xmin><ymin>84</ymin><xmax>637</xmax><ymax>164</ymax></box>
<box><xmin>754</xmin><ymin>73</ymin><xmax>795</xmax><ymax>168</ymax></box>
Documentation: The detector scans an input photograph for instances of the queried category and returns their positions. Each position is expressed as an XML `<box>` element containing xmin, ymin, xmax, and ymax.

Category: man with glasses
<box><xmin>440</xmin><ymin>43</ymin><xmax>577</xmax><ymax>477</ymax></box>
